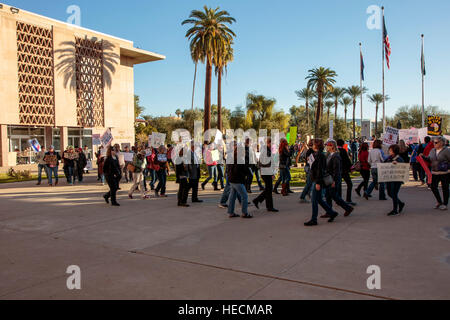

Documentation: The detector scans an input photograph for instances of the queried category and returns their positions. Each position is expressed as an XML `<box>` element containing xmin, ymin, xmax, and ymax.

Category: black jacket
<box><xmin>326</xmin><ymin>152</ymin><xmax>342</xmax><ymax>183</ymax></box>
<box><xmin>310</xmin><ymin>151</ymin><xmax>327</xmax><ymax>185</ymax></box>
<box><xmin>338</xmin><ymin>147</ymin><xmax>352</xmax><ymax>174</ymax></box>
<box><xmin>227</xmin><ymin>161</ymin><xmax>249</xmax><ymax>184</ymax></box>
<box><xmin>103</xmin><ymin>156</ymin><xmax>121</xmax><ymax>178</ymax></box>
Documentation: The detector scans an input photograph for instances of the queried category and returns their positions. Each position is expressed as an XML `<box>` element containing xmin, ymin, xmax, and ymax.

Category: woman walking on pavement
<box><xmin>384</xmin><ymin>144</ymin><xmax>406</xmax><ymax>216</ymax></box>
<box><xmin>253</xmin><ymin>138</ymin><xmax>279</xmax><ymax>213</ymax></box>
<box><xmin>304</xmin><ymin>139</ymin><xmax>339</xmax><ymax>227</ymax></box>
<box><xmin>364</xmin><ymin>140</ymin><xmax>387</xmax><ymax>201</ymax></box>
<box><xmin>355</xmin><ymin>142</ymin><xmax>371</xmax><ymax>197</ymax></box>
<box><xmin>128</xmin><ymin>150</ymin><xmax>149</xmax><ymax>200</ymax></box>
<box><xmin>103</xmin><ymin>146</ymin><xmax>122</xmax><ymax>207</ymax></box>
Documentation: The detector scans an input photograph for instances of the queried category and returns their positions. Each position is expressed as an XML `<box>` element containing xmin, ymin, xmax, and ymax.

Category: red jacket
<box><xmin>359</xmin><ymin>150</ymin><xmax>370</xmax><ymax>170</ymax></box>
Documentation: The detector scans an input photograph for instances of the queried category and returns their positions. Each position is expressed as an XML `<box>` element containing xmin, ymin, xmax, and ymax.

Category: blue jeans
<box><xmin>220</xmin><ymin>175</ymin><xmax>241</xmax><ymax>205</ymax></box>
<box><xmin>47</xmin><ymin>166</ymin><xmax>58</xmax><ymax>185</ymax></box>
<box><xmin>217</xmin><ymin>165</ymin><xmax>225</xmax><ymax>188</ymax></box>
<box><xmin>311</xmin><ymin>183</ymin><xmax>337</xmax><ymax>222</ymax></box>
<box><xmin>156</xmin><ymin>169</ymin><xmax>167</xmax><ymax>194</ymax></box>
<box><xmin>37</xmin><ymin>164</ymin><xmax>48</xmax><ymax>183</ymax></box>
<box><xmin>280</xmin><ymin>168</ymin><xmax>290</xmax><ymax>184</ymax></box>
<box><xmin>387</xmin><ymin>182</ymin><xmax>403</xmax><ymax>212</ymax></box>
<box><xmin>65</xmin><ymin>166</ymin><xmax>75</xmax><ymax>184</ymax></box>
<box><xmin>366</xmin><ymin>168</ymin><xmax>386</xmax><ymax>199</ymax></box>
<box><xmin>204</xmin><ymin>165</ymin><xmax>218</xmax><ymax>185</ymax></box>
<box><xmin>300</xmin><ymin>171</ymin><xmax>313</xmax><ymax>200</ymax></box>
<box><xmin>228</xmin><ymin>183</ymin><xmax>249</xmax><ymax>216</ymax></box>
<box><xmin>326</xmin><ymin>184</ymin><xmax>352</xmax><ymax>211</ymax></box>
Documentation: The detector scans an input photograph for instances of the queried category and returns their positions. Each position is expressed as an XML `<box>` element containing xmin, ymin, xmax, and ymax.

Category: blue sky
<box><xmin>8</xmin><ymin>0</ymin><xmax>450</xmax><ymax>120</ymax></box>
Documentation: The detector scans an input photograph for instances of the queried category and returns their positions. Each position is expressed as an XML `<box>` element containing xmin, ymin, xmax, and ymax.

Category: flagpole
<box><xmin>360</xmin><ymin>42</ymin><xmax>363</xmax><ymax>135</ymax></box>
<box><xmin>382</xmin><ymin>7</ymin><xmax>386</xmax><ymax>133</ymax></box>
<box><xmin>421</xmin><ymin>34</ymin><xmax>425</xmax><ymax>128</ymax></box>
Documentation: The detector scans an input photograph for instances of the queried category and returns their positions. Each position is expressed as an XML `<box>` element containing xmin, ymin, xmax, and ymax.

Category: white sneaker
<box><xmin>434</xmin><ymin>204</ymin><xmax>441</xmax><ymax>209</ymax></box>
<box><xmin>439</xmin><ymin>205</ymin><xmax>448</xmax><ymax>211</ymax></box>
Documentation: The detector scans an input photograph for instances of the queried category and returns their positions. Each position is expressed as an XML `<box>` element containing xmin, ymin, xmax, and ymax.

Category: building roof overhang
<box><xmin>120</xmin><ymin>46</ymin><xmax>165</xmax><ymax>65</ymax></box>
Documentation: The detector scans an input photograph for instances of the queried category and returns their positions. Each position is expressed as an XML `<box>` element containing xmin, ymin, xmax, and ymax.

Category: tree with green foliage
<box><xmin>295</xmin><ymin>88</ymin><xmax>314</xmax><ymax>130</ymax></box>
<box><xmin>368</xmin><ymin>93</ymin><xmax>389</xmax><ymax>136</ymax></box>
<box><xmin>346</xmin><ymin>86</ymin><xmax>367</xmax><ymax>139</ymax></box>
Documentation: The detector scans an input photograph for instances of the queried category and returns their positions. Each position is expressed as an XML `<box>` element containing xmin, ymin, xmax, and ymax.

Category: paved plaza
<box><xmin>0</xmin><ymin>175</ymin><xmax>449</xmax><ymax>300</ymax></box>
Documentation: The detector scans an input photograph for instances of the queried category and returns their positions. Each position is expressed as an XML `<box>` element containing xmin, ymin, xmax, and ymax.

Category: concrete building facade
<box><xmin>0</xmin><ymin>3</ymin><xmax>164</xmax><ymax>167</ymax></box>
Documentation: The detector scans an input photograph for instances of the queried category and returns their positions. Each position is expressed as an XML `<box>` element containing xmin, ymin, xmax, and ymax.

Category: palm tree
<box><xmin>246</xmin><ymin>93</ymin><xmax>276</xmax><ymax>131</ymax></box>
<box><xmin>182</xmin><ymin>6</ymin><xmax>236</xmax><ymax>131</ymax></box>
<box><xmin>189</xmin><ymin>45</ymin><xmax>203</xmax><ymax>111</ymax></box>
<box><xmin>346</xmin><ymin>86</ymin><xmax>368</xmax><ymax>139</ymax></box>
<box><xmin>325</xmin><ymin>100</ymin><xmax>334</xmax><ymax>123</ymax></box>
<box><xmin>295</xmin><ymin>87</ymin><xmax>314</xmax><ymax>129</ymax></box>
<box><xmin>214</xmin><ymin>42</ymin><xmax>234</xmax><ymax>132</ymax></box>
<box><xmin>306</xmin><ymin>67</ymin><xmax>337</xmax><ymax>136</ymax></box>
<box><xmin>368</xmin><ymin>94</ymin><xmax>390</xmax><ymax>137</ymax></box>
<box><xmin>340</xmin><ymin>96</ymin><xmax>352</xmax><ymax>128</ymax></box>
<box><xmin>330</xmin><ymin>87</ymin><xmax>345</xmax><ymax>120</ymax></box>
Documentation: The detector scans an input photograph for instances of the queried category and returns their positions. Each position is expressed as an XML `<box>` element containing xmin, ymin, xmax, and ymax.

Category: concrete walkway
<box><xmin>0</xmin><ymin>175</ymin><xmax>449</xmax><ymax>300</ymax></box>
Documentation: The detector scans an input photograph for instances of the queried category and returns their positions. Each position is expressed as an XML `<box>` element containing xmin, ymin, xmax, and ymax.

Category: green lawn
<box><xmin>0</xmin><ymin>173</ymin><xmax>65</xmax><ymax>184</ymax></box>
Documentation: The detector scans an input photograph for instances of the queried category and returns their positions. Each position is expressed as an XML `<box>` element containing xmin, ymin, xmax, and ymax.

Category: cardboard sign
<box><xmin>100</xmin><ymin>129</ymin><xmax>113</xmax><ymax>147</ymax></box>
<box><xmin>378</xmin><ymin>163</ymin><xmax>410</xmax><ymax>183</ymax></box>
<box><xmin>427</xmin><ymin>116</ymin><xmax>442</xmax><ymax>136</ymax></box>
<box><xmin>151</xmin><ymin>132</ymin><xmax>166</xmax><ymax>148</ymax></box>
<box><xmin>418</xmin><ymin>127</ymin><xmax>428</xmax><ymax>143</ymax></box>
<box><xmin>123</xmin><ymin>152</ymin><xmax>134</xmax><ymax>162</ymax></box>
<box><xmin>64</xmin><ymin>152</ymin><xmax>79</xmax><ymax>160</ymax></box>
<box><xmin>157</xmin><ymin>154</ymin><xmax>167</xmax><ymax>162</ymax></box>
<box><xmin>399</xmin><ymin>128</ymin><xmax>419</xmax><ymax>144</ymax></box>
<box><xmin>92</xmin><ymin>134</ymin><xmax>101</xmax><ymax>146</ymax></box>
<box><xmin>382</xmin><ymin>127</ymin><xmax>399</xmax><ymax>146</ymax></box>
<box><xmin>43</xmin><ymin>155</ymin><xmax>58</xmax><ymax>166</ymax></box>
<box><xmin>211</xmin><ymin>150</ymin><xmax>220</xmax><ymax>162</ymax></box>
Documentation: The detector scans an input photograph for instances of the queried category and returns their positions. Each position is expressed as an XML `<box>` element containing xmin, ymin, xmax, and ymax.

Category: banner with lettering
<box><xmin>382</xmin><ymin>127</ymin><xmax>399</xmax><ymax>146</ymax></box>
<box><xmin>378</xmin><ymin>163</ymin><xmax>410</xmax><ymax>184</ymax></box>
<box><xmin>427</xmin><ymin>116</ymin><xmax>442</xmax><ymax>136</ymax></box>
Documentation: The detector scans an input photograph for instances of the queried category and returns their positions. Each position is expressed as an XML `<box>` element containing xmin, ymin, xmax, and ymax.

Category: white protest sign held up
<box><xmin>101</xmin><ymin>129</ymin><xmax>113</xmax><ymax>147</ymax></box>
<box><xmin>377</xmin><ymin>163</ymin><xmax>410</xmax><ymax>184</ymax></box>
<box><xmin>399</xmin><ymin>128</ymin><xmax>419</xmax><ymax>144</ymax></box>
<box><xmin>382</xmin><ymin>127</ymin><xmax>399</xmax><ymax>146</ymax></box>
<box><xmin>418</xmin><ymin>127</ymin><xmax>428</xmax><ymax>143</ymax></box>
<box><xmin>150</xmin><ymin>132</ymin><xmax>166</xmax><ymax>148</ymax></box>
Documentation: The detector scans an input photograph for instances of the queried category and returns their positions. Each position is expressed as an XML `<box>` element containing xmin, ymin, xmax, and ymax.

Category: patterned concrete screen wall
<box><xmin>75</xmin><ymin>37</ymin><xmax>105</xmax><ymax>128</ymax></box>
<box><xmin>16</xmin><ymin>21</ymin><xmax>55</xmax><ymax>126</ymax></box>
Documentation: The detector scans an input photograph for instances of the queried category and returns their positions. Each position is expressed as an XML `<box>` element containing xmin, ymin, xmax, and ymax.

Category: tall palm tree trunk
<box><xmin>335</xmin><ymin>102</ymin><xmax>338</xmax><ymax>120</ymax></box>
<box><xmin>345</xmin><ymin>109</ymin><xmax>348</xmax><ymax>128</ymax></box>
<box><xmin>204</xmin><ymin>59</ymin><xmax>213</xmax><ymax>131</ymax></box>
<box><xmin>315</xmin><ymin>89</ymin><xmax>322</xmax><ymax>137</ymax></box>
<box><xmin>306</xmin><ymin>100</ymin><xmax>309</xmax><ymax>130</ymax></box>
<box><xmin>375</xmin><ymin>104</ymin><xmax>379</xmax><ymax>137</ymax></box>
<box><xmin>217</xmin><ymin>71</ymin><xmax>223</xmax><ymax>132</ymax></box>
<box><xmin>191</xmin><ymin>62</ymin><xmax>198</xmax><ymax>111</ymax></box>
<box><xmin>352</xmin><ymin>101</ymin><xmax>356</xmax><ymax>139</ymax></box>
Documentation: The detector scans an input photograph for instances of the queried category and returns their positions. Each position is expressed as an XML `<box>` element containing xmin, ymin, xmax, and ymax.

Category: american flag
<box><xmin>383</xmin><ymin>15</ymin><xmax>391</xmax><ymax>69</ymax></box>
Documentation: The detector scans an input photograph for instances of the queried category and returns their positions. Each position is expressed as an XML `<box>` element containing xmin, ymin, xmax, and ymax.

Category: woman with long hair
<box><xmin>278</xmin><ymin>139</ymin><xmax>291</xmax><ymax>196</ymax></box>
<box><xmin>103</xmin><ymin>146</ymin><xmax>122</xmax><ymax>206</ymax></box>
<box><xmin>304</xmin><ymin>139</ymin><xmax>339</xmax><ymax>226</ymax></box>
<box><xmin>385</xmin><ymin>144</ymin><xmax>406</xmax><ymax>216</ymax></box>
<box><xmin>154</xmin><ymin>145</ymin><xmax>170</xmax><ymax>197</ymax></box>
<box><xmin>364</xmin><ymin>140</ymin><xmax>387</xmax><ymax>200</ymax></box>
<box><xmin>355</xmin><ymin>142</ymin><xmax>371</xmax><ymax>197</ymax></box>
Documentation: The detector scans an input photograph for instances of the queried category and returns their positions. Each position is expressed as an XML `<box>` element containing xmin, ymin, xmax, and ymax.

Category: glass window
<box><xmin>53</xmin><ymin>128</ymin><xmax>60</xmax><ymax>137</ymax></box>
<box><xmin>53</xmin><ymin>136</ymin><xmax>60</xmax><ymax>152</ymax></box>
<box><xmin>83</xmin><ymin>129</ymin><xmax>92</xmax><ymax>136</ymax></box>
<box><xmin>69</xmin><ymin>129</ymin><xmax>81</xmax><ymax>136</ymax></box>
<box><xmin>10</xmin><ymin>138</ymin><xmax>20</xmax><ymax>152</ymax></box>
<box><xmin>30</xmin><ymin>128</ymin><xmax>45</xmax><ymax>135</ymax></box>
<box><xmin>11</xmin><ymin>127</ymin><xmax>29</xmax><ymax>135</ymax></box>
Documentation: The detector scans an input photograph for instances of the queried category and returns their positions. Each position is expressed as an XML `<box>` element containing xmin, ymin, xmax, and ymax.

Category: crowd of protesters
<box><xmin>32</xmin><ymin>133</ymin><xmax>449</xmax><ymax>226</ymax></box>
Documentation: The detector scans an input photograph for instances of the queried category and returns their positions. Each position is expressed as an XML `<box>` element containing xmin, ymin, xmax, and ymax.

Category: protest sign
<box><xmin>418</xmin><ymin>127</ymin><xmax>428</xmax><ymax>143</ymax></box>
<box><xmin>289</xmin><ymin>127</ymin><xmax>298</xmax><ymax>145</ymax></box>
<box><xmin>100</xmin><ymin>129</ymin><xmax>113</xmax><ymax>147</ymax></box>
<box><xmin>64</xmin><ymin>152</ymin><xmax>79</xmax><ymax>160</ymax></box>
<box><xmin>123</xmin><ymin>152</ymin><xmax>134</xmax><ymax>162</ymax></box>
<box><xmin>28</xmin><ymin>139</ymin><xmax>41</xmax><ymax>152</ymax></box>
<box><xmin>427</xmin><ymin>116</ymin><xmax>442</xmax><ymax>136</ymax></box>
<box><xmin>361</xmin><ymin>121</ymin><xmax>371</xmax><ymax>139</ymax></box>
<box><xmin>211</xmin><ymin>150</ymin><xmax>220</xmax><ymax>162</ymax></box>
<box><xmin>399</xmin><ymin>128</ymin><xmax>419</xmax><ymax>144</ymax></box>
<box><xmin>417</xmin><ymin>156</ymin><xmax>432</xmax><ymax>185</ymax></box>
<box><xmin>444</xmin><ymin>135</ymin><xmax>450</xmax><ymax>143</ymax></box>
<box><xmin>151</xmin><ymin>132</ymin><xmax>166</xmax><ymax>148</ymax></box>
<box><xmin>43</xmin><ymin>155</ymin><xmax>58</xmax><ymax>166</ymax></box>
<box><xmin>378</xmin><ymin>163</ymin><xmax>410</xmax><ymax>184</ymax></box>
<box><xmin>117</xmin><ymin>153</ymin><xmax>125</xmax><ymax>166</ymax></box>
<box><xmin>382</xmin><ymin>127</ymin><xmax>399</xmax><ymax>146</ymax></box>
<box><xmin>92</xmin><ymin>134</ymin><xmax>101</xmax><ymax>146</ymax></box>
<box><xmin>157</xmin><ymin>154</ymin><xmax>167</xmax><ymax>162</ymax></box>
